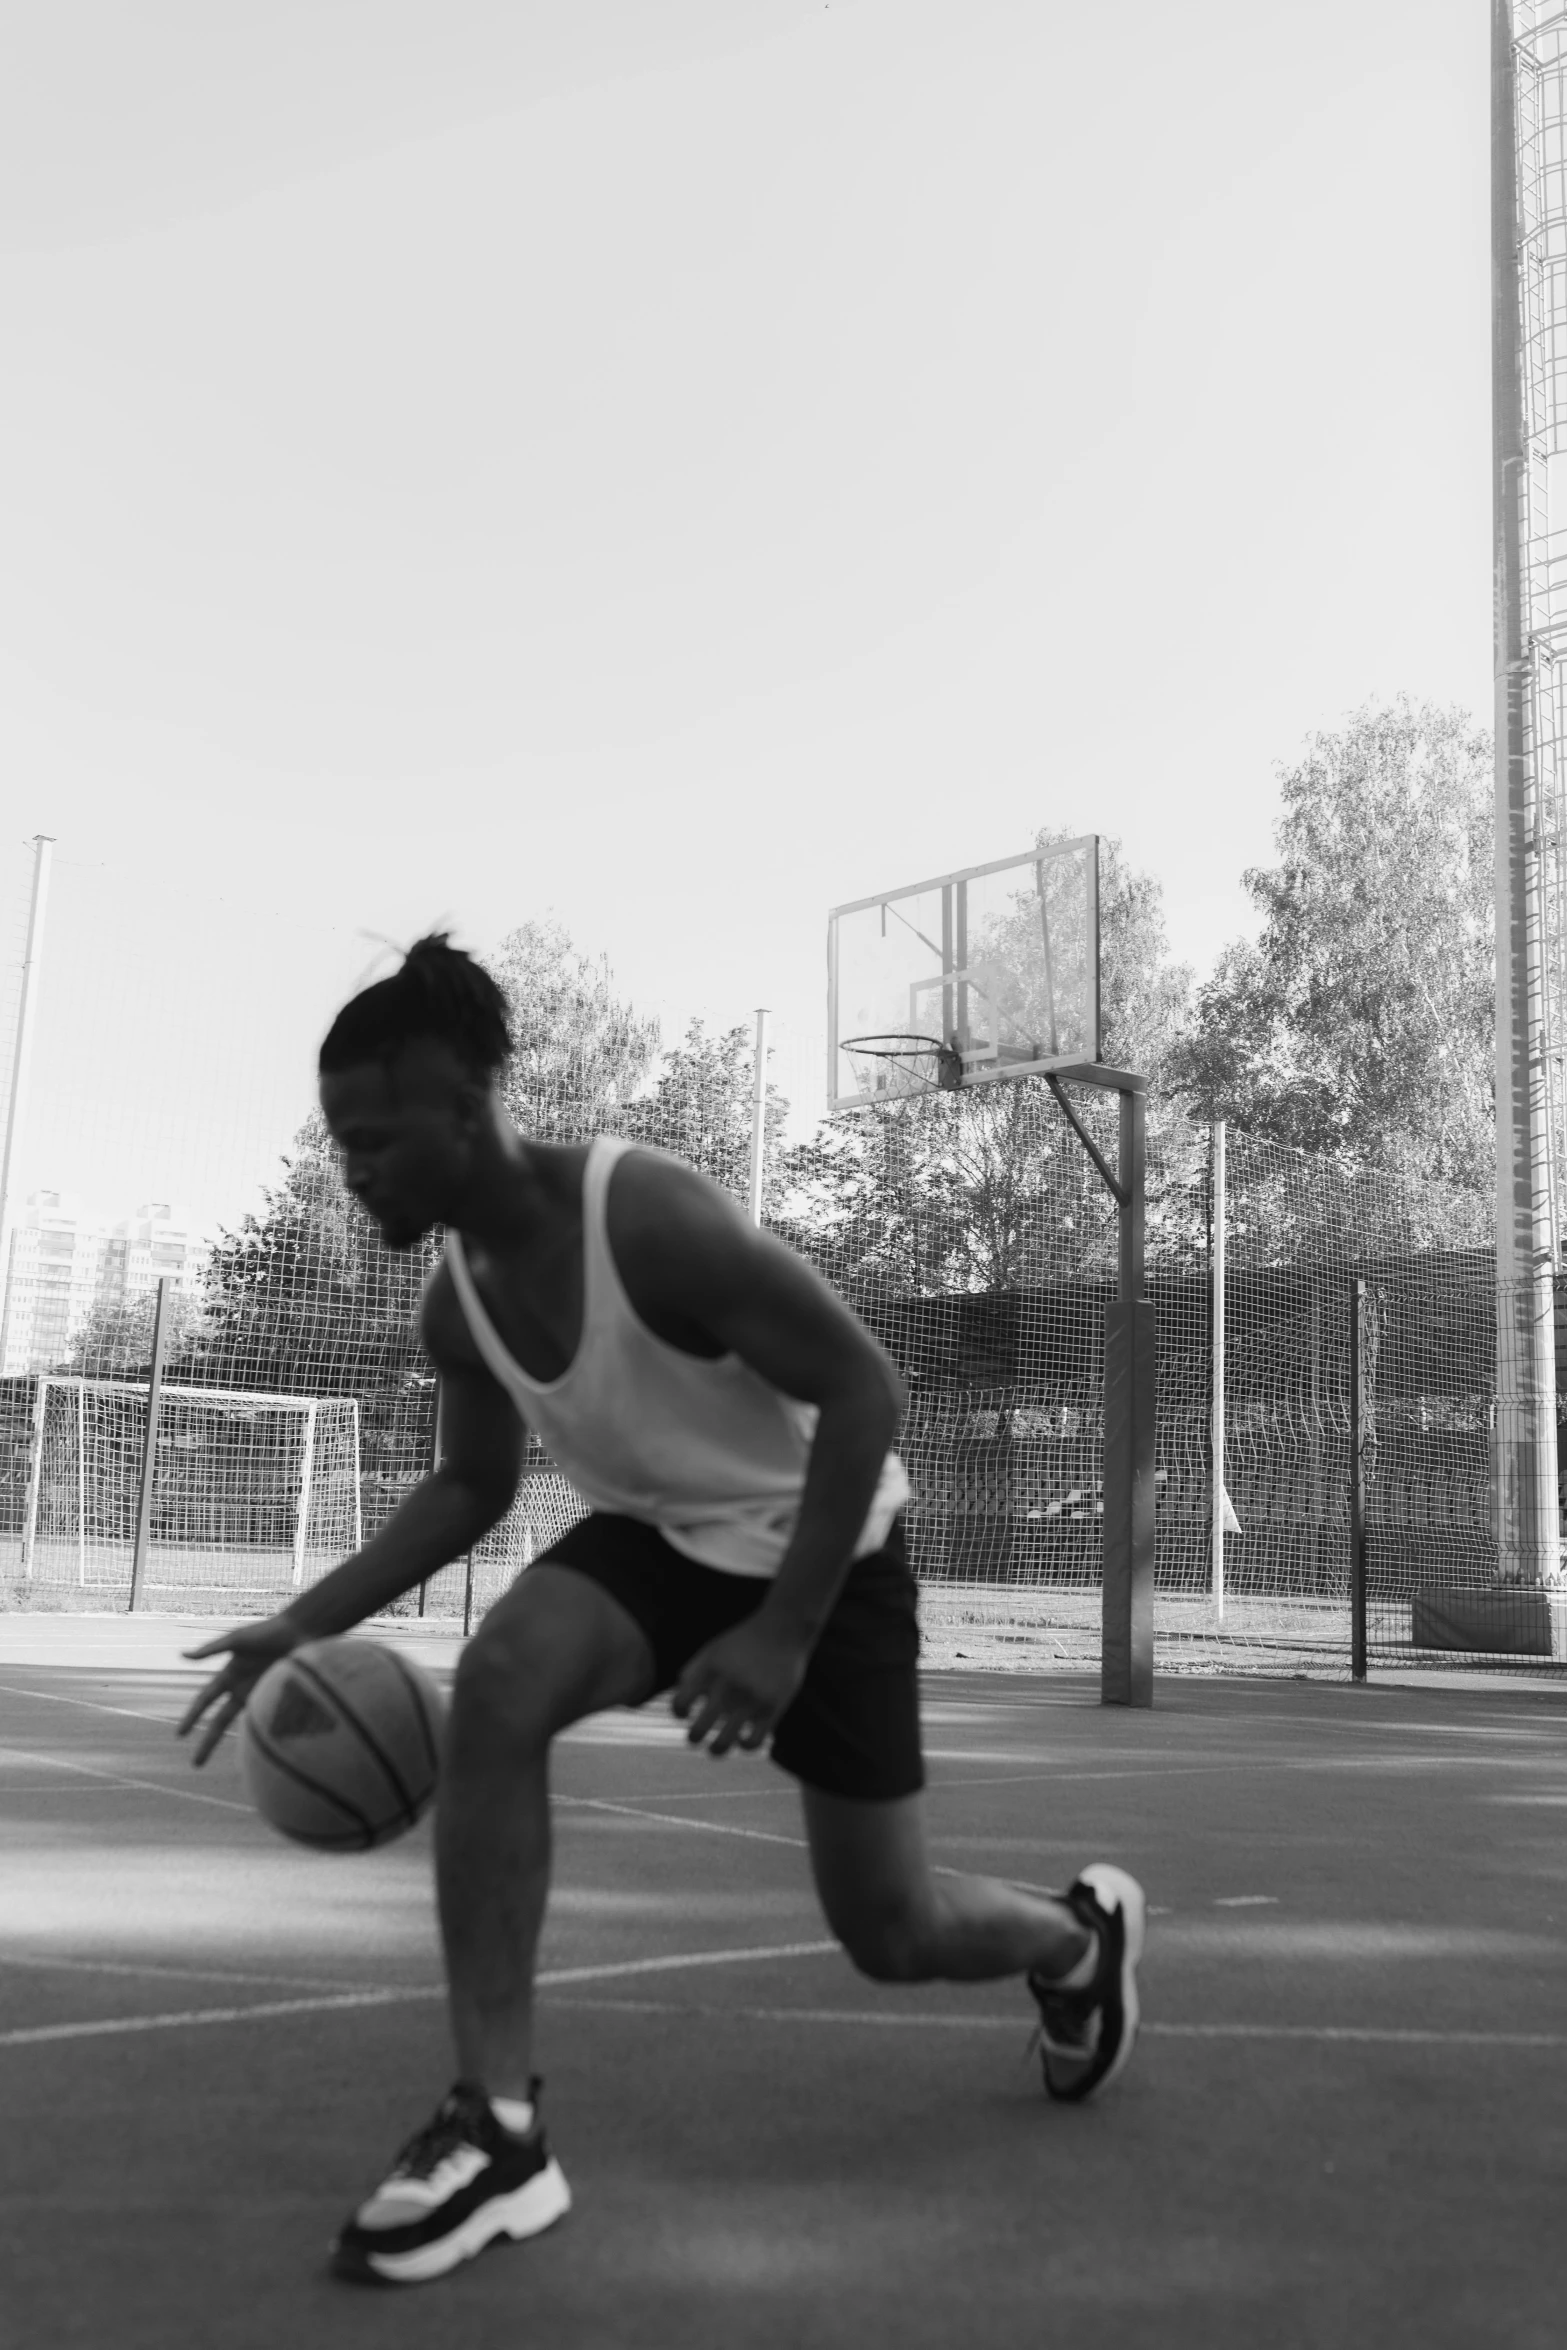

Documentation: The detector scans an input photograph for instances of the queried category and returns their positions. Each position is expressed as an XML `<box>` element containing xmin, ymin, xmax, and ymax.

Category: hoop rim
<box><xmin>840</xmin><ymin>1031</ymin><xmax>964</xmax><ymax>1094</ymax></box>
<box><xmin>840</xmin><ymin>1031</ymin><xmax>950</xmax><ymax>1060</ymax></box>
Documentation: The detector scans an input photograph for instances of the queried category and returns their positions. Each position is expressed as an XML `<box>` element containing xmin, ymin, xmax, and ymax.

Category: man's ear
<box><xmin>452</xmin><ymin>1076</ymin><xmax>492</xmax><ymax>1135</ymax></box>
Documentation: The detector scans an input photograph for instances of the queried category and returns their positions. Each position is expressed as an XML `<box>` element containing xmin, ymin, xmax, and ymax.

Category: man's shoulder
<box><xmin>420</xmin><ymin>1250</ymin><xmax>488</xmax><ymax>1369</ymax></box>
<box><xmin>606</xmin><ymin>1142</ymin><xmax>740</xmax><ymax>1248</ymax></box>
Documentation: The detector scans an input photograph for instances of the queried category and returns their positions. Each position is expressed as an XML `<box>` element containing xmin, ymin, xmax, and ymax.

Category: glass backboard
<box><xmin>827</xmin><ymin>838</ymin><xmax>1101</xmax><ymax>1111</ymax></box>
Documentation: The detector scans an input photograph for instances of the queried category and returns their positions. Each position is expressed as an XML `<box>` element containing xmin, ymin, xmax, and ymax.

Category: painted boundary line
<box><xmin>0</xmin><ymin>1740</ymin><xmax>252</xmax><ymax>1814</ymax></box>
<box><xmin>558</xmin><ymin>1794</ymin><xmax>1060</xmax><ymax>1897</ymax></box>
<box><xmin>552</xmin><ymin>1996</ymin><xmax>1567</xmax><ymax>2050</ymax></box>
<box><xmin>0</xmin><ymin>1939</ymin><xmax>840</xmax><ymax>2050</ymax></box>
<box><xmin>5</xmin><ymin>1947</ymin><xmax>1561</xmax><ymax>2055</ymax></box>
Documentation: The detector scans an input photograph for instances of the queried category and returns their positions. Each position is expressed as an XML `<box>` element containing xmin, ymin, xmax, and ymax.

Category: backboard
<box><xmin>827</xmin><ymin>838</ymin><xmax>1101</xmax><ymax>1112</ymax></box>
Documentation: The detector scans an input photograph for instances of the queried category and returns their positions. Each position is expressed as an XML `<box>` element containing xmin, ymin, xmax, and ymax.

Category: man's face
<box><xmin>319</xmin><ymin>1044</ymin><xmax>482</xmax><ymax>1250</ymax></box>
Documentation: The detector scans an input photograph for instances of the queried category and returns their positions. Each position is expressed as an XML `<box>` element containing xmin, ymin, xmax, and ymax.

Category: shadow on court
<box><xmin>2</xmin><ymin>1621</ymin><xmax>1567</xmax><ymax>2350</ymax></box>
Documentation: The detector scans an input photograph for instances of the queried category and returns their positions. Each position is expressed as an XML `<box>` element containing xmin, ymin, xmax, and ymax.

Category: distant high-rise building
<box><xmin>0</xmin><ymin>1195</ymin><xmax>202</xmax><ymax>1376</ymax></box>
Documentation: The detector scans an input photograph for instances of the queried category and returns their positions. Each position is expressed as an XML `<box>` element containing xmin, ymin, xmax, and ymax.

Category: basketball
<box><xmin>239</xmin><ymin>1638</ymin><xmax>446</xmax><ymax>1851</ymax></box>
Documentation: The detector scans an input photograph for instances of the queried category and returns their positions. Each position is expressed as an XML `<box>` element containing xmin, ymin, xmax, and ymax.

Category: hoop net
<box><xmin>841</xmin><ymin>1033</ymin><xmax>963</xmax><ymax>1102</ymax></box>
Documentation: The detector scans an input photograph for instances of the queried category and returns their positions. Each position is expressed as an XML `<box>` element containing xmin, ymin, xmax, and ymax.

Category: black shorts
<box><xmin>538</xmin><ymin>1513</ymin><xmax>924</xmax><ymax>1803</ymax></box>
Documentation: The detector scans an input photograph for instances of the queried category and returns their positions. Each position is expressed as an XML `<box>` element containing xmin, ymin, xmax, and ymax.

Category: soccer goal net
<box><xmin>19</xmin><ymin>1379</ymin><xmax>363</xmax><ymax>1602</ymax></box>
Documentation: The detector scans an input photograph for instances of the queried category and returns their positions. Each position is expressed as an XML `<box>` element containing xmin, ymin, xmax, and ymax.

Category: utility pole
<box><xmin>0</xmin><ymin>834</ymin><xmax>56</xmax><ymax>1364</ymax></box>
<box><xmin>1493</xmin><ymin>3</ymin><xmax>1560</xmax><ymax>1588</ymax></box>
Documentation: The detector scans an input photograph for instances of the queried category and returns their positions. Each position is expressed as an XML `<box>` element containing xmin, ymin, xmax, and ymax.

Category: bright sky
<box><xmin>0</xmin><ymin>0</ymin><xmax>1490</xmax><ymax>1236</ymax></box>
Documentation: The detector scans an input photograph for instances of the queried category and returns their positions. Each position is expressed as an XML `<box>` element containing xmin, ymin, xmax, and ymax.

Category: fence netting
<box><xmin>1356</xmin><ymin>1271</ymin><xmax>1566</xmax><ymax>1672</ymax></box>
<box><xmin>4</xmin><ymin>958</ymin><xmax>1549</xmax><ymax>1675</ymax></box>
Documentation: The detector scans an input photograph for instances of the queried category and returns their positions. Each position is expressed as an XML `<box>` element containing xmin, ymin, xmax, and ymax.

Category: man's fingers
<box><xmin>684</xmin><ymin>1688</ymin><xmax>773</xmax><ymax>1757</ymax></box>
<box><xmin>191</xmin><ymin>1694</ymin><xmax>244</xmax><ymax>1768</ymax></box>
<box><xmin>177</xmin><ymin>1671</ymin><xmax>232</xmax><ymax>1739</ymax></box>
<box><xmin>181</xmin><ymin>1635</ymin><xmax>235</xmax><ymax>1662</ymax></box>
<box><xmin>682</xmin><ymin>1691</ymin><xmax>724</xmax><ymax>1747</ymax></box>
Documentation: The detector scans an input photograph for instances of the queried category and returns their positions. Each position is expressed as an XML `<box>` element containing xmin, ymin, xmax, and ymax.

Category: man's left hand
<box><xmin>672</xmin><ymin>1616</ymin><xmax>812</xmax><ymax>1757</ymax></box>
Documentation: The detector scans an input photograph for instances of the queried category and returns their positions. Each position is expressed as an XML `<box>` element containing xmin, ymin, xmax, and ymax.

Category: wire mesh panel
<box><xmin>1357</xmin><ymin>1272</ymin><xmax>1567</xmax><ymax>1672</ymax></box>
<box><xmin>18</xmin><ymin>1380</ymin><xmax>363</xmax><ymax>1603</ymax></box>
<box><xmin>0</xmin><ymin>892</ymin><xmax>1512</xmax><ymax>1670</ymax></box>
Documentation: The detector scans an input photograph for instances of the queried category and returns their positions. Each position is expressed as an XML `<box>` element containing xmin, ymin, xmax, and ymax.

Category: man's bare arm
<box><xmin>179</xmin><ymin>1266</ymin><xmax>523</xmax><ymax>1760</ymax></box>
<box><xmin>612</xmin><ymin>1156</ymin><xmax>904</xmax><ymax>1651</ymax></box>
<box><xmin>284</xmin><ymin>1281</ymin><xmax>523</xmax><ymax>1637</ymax></box>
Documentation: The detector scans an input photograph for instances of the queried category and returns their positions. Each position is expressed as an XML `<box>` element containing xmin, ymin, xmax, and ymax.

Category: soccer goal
<box><xmin>19</xmin><ymin>1378</ymin><xmax>363</xmax><ymax>1599</ymax></box>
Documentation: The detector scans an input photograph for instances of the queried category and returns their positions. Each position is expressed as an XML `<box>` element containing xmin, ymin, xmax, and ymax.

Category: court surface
<box><xmin>2</xmin><ymin>1618</ymin><xmax>1566</xmax><ymax>2350</ymax></box>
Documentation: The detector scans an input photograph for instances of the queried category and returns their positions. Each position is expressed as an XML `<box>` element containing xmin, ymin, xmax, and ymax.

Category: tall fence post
<box><xmin>128</xmin><ymin>1276</ymin><xmax>172</xmax><ymax>1612</ymax></box>
<box><xmin>418</xmin><ymin>1377</ymin><xmax>442</xmax><ymax>1619</ymax></box>
<box><xmin>1211</xmin><ymin>1119</ymin><xmax>1227</xmax><ymax>1622</ymax></box>
<box><xmin>747</xmin><ymin>1007</ymin><xmax>770</xmax><ymax>1227</ymax></box>
<box><xmin>1350</xmin><ymin>1276</ymin><xmax>1368</xmax><ymax>1682</ymax></box>
<box><xmin>0</xmin><ymin>833</ymin><xmax>56</xmax><ymax>1361</ymax></box>
<box><xmin>20</xmin><ymin>1374</ymin><xmax>47</xmax><ymax>1580</ymax></box>
<box><xmin>291</xmin><ymin>1398</ymin><xmax>319</xmax><ymax>1590</ymax></box>
<box><xmin>76</xmin><ymin>1377</ymin><xmax>87</xmax><ymax>1586</ymax></box>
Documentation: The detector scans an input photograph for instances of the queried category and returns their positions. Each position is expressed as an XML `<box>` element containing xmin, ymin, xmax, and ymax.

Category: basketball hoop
<box><xmin>841</xmin><ymin>1032</ymin><xmax>964</xmax><ymax>1101</ymax></box>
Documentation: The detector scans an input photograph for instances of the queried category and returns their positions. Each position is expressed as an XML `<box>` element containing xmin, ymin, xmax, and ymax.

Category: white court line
<box><xmin>0</xmin><ymin>1939</ymin><xmax>840</xmax><ymax>2051</ymax></box>
<box><xmin>549</xmin><ymin>1996</ymin><xmax>1567</xmax><ymax>2052</ymax></box>
<box><xmin>924</xmin><ymin>1751</ymin><xmax>1567</xmax><ymax>1797</ymax></box>
<box><xmin>0</xmin><ymin>1741</ymin><xmax>252</xmax><ymax>1815</ymax></box>
<box><xmin>0</xmin><ymin>1987</ymin><xmax>425</xmax><ymax>2049</ymax></box>
<box><xmin>0</xmin><ymin>1950</ymin><xmax>377</xmax><ymax>1994</ymax></box>
<box><xmin>558</xmin><ymin>1793</ymin><xmax>1061</xmax><ymax>1899</ymax></box>
<box><xmin>0</xmin><ymin>1681</ymin><xmax>181</xmax><ymax>1729</ymax></box>
<box><xmin>559</xmin><ymin>1794</ymin><xmax>809</xmax><ymax>1851</ymax></box>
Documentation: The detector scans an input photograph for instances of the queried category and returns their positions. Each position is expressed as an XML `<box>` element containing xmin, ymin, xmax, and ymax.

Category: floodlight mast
<box><xmin>1494</xmin><ymin>1</ymin><xmax>1560</xmax><ymax>1592</ymax></box>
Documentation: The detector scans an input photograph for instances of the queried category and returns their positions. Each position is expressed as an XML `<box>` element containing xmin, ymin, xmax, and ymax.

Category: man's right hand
<box><xmin>178</xmin><ymin>1614</ymin><xmax>305</xmax><ymax>1766</ymax></box>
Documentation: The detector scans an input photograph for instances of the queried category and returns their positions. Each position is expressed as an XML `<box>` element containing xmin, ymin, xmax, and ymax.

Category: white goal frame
<box><xmin>20</xmin><ymin>1378</ymin><xmax>364</xmax><ymax>1587</ymax></box>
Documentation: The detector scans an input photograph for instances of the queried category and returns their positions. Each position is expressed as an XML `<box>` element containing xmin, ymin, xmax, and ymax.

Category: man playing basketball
<box><xmin>181</xmin><ymin>937</ymin><xmax>1146</xmax><ymax>2286</ymax></box>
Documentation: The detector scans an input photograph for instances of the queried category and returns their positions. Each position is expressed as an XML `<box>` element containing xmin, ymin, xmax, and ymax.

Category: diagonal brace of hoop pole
<box><xmin>1046</xmin><ymin>1074</ymin><xmax>1128</xmax><ymax>1206</ymax></box>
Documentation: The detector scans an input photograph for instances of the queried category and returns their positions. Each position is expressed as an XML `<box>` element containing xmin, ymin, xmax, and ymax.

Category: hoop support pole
<box><xmin>1100</xmin><ymin>1084</ymin><xmax>1154</xmax><ymax>1708</ymax></box>
<box><xmin>1045</xmin><ymin>1074</ymin><xmax>1126</xmax><ymax>1206</ymax></box>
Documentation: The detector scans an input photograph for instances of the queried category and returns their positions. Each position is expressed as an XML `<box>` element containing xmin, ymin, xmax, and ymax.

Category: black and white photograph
<box><xmin>0</xmin><ymin>6</ymin><xmax>1554</xmax><ymax>2346</ymax></box>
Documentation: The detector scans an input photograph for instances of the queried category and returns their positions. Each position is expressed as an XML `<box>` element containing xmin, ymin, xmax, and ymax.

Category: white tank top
<box><xmin>444</xmin><ymin>1136</ymin><xmax>909</xmax><ymax>1579</ymax></box>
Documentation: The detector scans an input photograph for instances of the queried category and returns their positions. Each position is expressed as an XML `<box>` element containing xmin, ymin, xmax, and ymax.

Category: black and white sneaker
<box><xmin>1027</xmin><ymin>1863</ymin><xmax>1146</xmax><ymax>2103</ymax></box>
<box><xmin>332</xmin><ymin>2079</ymin><xmax>571</xmax><ymax>2285</ymax></box>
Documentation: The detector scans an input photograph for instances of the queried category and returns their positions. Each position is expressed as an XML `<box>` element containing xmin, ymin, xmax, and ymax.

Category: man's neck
<box><xmin>450</xmin><ymin>1127</ymin><xmax>584</xmax><ymax>1252</ymax></box>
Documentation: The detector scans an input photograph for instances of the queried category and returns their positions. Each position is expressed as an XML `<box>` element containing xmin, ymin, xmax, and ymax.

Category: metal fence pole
<box><xmin>1350</xmin><ymin>1277</ymin><xmax>1367</xmax><ymax>1682</ymax></box>
<box><xmin>747</xmin><ymin>1007</ymin><xmax>770</xmax><ymax>1226</ymax></box>
<box><xmin>418</xmin><ymin>1377</ymin><xmax>442</xmax><ymax>1619</ymax></box>
<box><xmin>128</xmin><ymin>1277</ymin><xmax>172</xmax><ymax>1613</ymax></box>
<box><xmin>1211</xmin><ymin>1120</ymin><xmax>1227</xmax><ymax>1620</ymax></box>
<box><xmin>0</xmin><ymin>833</ymin><xmax>55</xmax><ymax>1359</ymax></box>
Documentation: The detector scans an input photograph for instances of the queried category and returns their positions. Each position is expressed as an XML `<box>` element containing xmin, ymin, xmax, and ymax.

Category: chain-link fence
<box><xmin>7</xmin><ymin>948</ymin><xmax>1536</xmax><ymax>1680</ymax></box>
<box><xmin>1350</xmin><ymin>1269</ymin><xmax>1567</xmax><ymax>1674</ymax></box>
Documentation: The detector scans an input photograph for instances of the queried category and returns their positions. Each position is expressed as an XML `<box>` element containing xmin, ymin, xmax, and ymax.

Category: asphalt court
<box><xmin>3</xmin><ymin>1621</ymin><xmax>1567</xmax><ymax>2349</ymax></box>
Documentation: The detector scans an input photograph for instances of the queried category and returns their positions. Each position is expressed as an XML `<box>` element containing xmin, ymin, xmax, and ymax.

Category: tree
<box><xmin>617</xmin><ymin>1019</ymin><xmax>787</xmax><ymax>1205</ymax></box>
<box><xmin>1083</xmin><ymin>829</ymin><xmax>1195</xmax><ymax>1088</ymax></box>
<box><xmin>67</xmin><ymin>1288</ymin><xmax>203</xmax><ymax>1379</ymax></box>
<box><xmin>189</xmin><ymin>1110</ymin><xmax>433</xmax><ymax>1397</ymax></box>
<box><xmin>490</xmin><ymin>920</ymin><xmax>660</xmax><ymax>1144</ymax></box>
<box><xmin>1167</xmin><ymin>699</ymin><xmax>1493</xmax><ymax>1193</ymax></box>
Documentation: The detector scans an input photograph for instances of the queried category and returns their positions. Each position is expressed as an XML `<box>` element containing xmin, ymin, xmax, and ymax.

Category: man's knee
<box><xmin>834</xmin><ymin>1899</ymin><xmax>938</xmax><ymax>1984</ymax></box>
<box><xmin>450</xmin><ymin>1622</ymin><xmax>556</xmax><ymax>1753</ymax></box>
